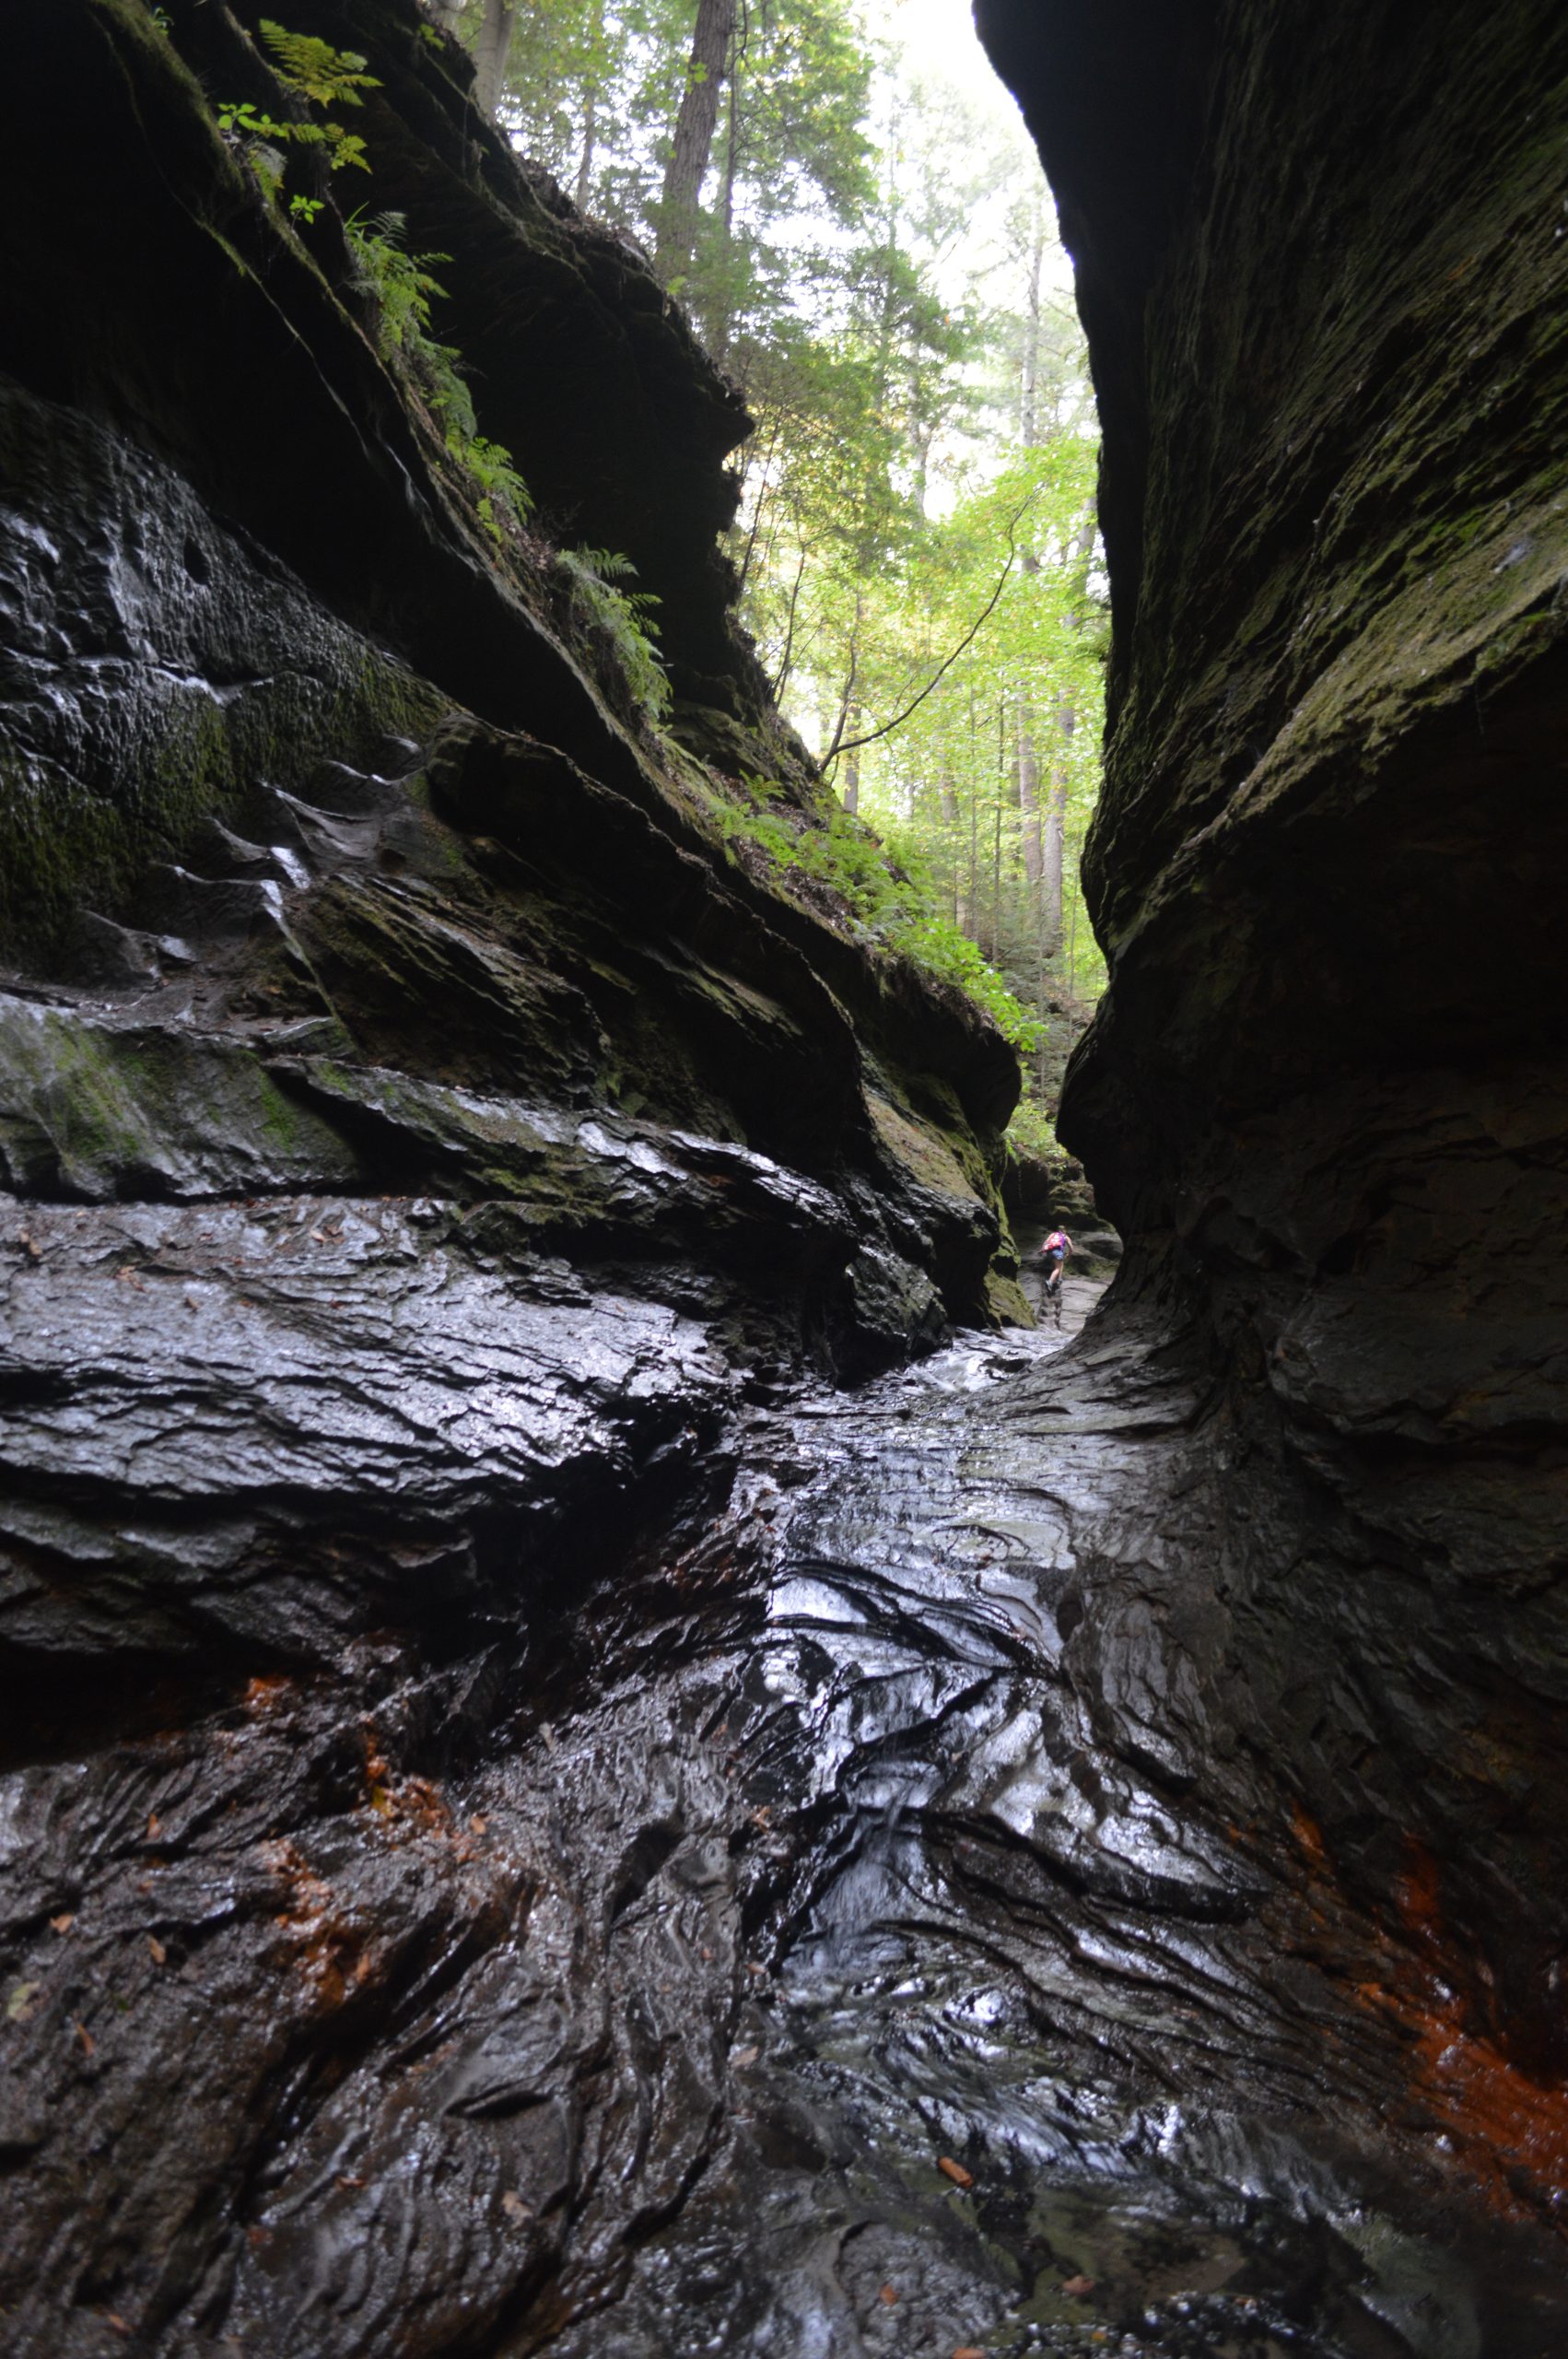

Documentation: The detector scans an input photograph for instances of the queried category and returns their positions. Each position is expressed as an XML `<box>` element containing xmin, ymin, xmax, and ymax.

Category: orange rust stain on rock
<box><xmin>1281</xmin><ymin>1818</ymin><xmax>1568</xmax><ymax>2227</ymax></box>
<box><xmin>243</xmin><ymin>1674</ymin><xmax>293</xmax><ymax>1714</ymax></box>
<box><xmin>1390</xmin><ymin>1838</ymin><xmax>1442</xmax><ymax>1940</ymax></box>
<box><xmin>1290</xmin><ymin>1803</ymin><xmax>1328</xmax><ymax>1872</ymax></box>
<box><xmin>1360</xmin><ymin>1836</ymin><xmax>1568</xmax><ymax>2224</ymax></box>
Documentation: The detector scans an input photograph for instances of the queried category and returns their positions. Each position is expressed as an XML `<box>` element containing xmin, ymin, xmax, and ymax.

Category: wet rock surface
<box><xmin>970</xmin><ymin>0</ymin><xmax>1568</xmax><ymax>2292</ymax></box>
<box><xmin>4</xmin><ymin>0</ymin><xmax>1568</xmax><ymax>2348</ymax></box>
<box><xmin>6</xmin><ymin>1307</ymin><xmax>1568</xmax><ymax>2354</ymax></box>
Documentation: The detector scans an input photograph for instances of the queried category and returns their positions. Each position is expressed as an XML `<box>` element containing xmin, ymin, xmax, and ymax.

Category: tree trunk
<box><xmin>841</xmin><ymin>738</ymin><xmax>860</xmax><ymax>817</ymax></box>
<box><xmin>1020</xmin><ymin>200</ymin><xmax>1045</xmax><ymax>444</ymax></box>
<box><xmin>992</xmin><ymin>703</ymin><xmax>1006</xmax><ymax>962</ymax></box>
<box><xmin>473</xmin><ymin>0</ymin><xmax>517</xmax><ymax>120</ymax></box>
<box><xmin>655</xmin><ymin>0</ymin><xmax>737</xmax><ymax>280</ymax></box>
<box><xmin>574</xmin><ymin>93</ymin><xmax>596</xmax><ymax>206</ymax></box>
<box><xmin>1041</xmin><ymin>503</ymin><xmax>1095</xmax><ymax>955</ymax></box>
<box><xmin>1016</xmin><ymin>699</ymin><xmax>1043</xmax><ymax>886</ymax></box>
<box><xmin>1044</xmin><ymin>699</ymin><xmax>1071</xmax><ymax>952</ymax></box>
<box><xmin>941</xmin><ymin>767</ymin><xmax>964</xmax><ymax>929</ymax></box>
<box><xmin>571</xmin><ymin>0</ymin><xmax>604</xmax><ymax>208</ymax></box>
<box><xmin>710</xmin><ymin>51</ymin><xmax>742</xmax><ymax>356</ymax></box>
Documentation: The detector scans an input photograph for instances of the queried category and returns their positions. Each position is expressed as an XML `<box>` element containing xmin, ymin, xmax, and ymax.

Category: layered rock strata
<box><xmin>0</xmin><ymin>6</ymin><xmax>1027</xmax><ymax>2344</ymax></box>
<box><xmin>6</xmin><ymin>0</ymin><xmax>1568</xmax><ymax>2348</ymax></box>
<box><xmin>977</xmin><ymin>0</ymin><xmax>1568</xmax><ymax>2220</ymax></box>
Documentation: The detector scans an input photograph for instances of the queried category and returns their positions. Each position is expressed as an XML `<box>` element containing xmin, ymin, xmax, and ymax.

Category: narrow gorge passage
<box><xmin>3</xmin><ymin>0</ymin><xmax>1568</xmax><ymax>2354</ymax></box>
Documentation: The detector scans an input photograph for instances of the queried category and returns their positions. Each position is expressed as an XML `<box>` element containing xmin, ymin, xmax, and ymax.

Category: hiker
<box><xmin>1039</xmin><ymin>1226</ymin><xmax>1073</xmax><ymax>1286</ymax></box>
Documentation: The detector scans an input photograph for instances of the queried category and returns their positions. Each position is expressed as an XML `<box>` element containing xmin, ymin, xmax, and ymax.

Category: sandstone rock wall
<box><xmin>978</xmin><ymin>0</ymin><xmax>1568</xmax><ymax>2162</ymax></box>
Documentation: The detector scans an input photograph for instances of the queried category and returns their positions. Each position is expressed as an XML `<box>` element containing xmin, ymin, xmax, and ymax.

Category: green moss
<box><xmin>0</xmin><ymin>641</ymin><xmax>446</xmax><ymax>959</ymax></box>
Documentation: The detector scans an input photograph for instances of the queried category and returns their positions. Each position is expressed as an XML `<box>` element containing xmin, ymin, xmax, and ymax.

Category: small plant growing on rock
<box><xmin>555</xmin><ymin>548</ymin><xmax>671</xmax><ymax>722</ymax></box>
<box><xmin>345</xmin><ymin>211</ymin><xmax>533</xmax><ymax>546</ymax></box>
<box><xmin>217</xmin><ymin>22</ymin><xmax>378</xmax><ymax>178</ymax></box>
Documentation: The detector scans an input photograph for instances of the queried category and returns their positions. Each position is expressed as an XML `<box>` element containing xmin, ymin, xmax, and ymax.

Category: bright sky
<box><xmin>865</xmin><ymin>0</ymin><xmax>1078</xmax><ymax>309</ymax></box>
<box><xmin>871</xmin><ymin>0</ymin><xmax>1022</xmax><ymax>117</ymax></box>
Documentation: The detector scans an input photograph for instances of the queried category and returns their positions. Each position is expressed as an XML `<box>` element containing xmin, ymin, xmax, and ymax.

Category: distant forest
<box><xmin>443</xmin><ymin>0</ymin><xmax>1107</xmax><ymax>1134</ymax></box>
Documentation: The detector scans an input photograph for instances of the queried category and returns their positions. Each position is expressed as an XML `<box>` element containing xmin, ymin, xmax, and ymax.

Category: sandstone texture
<box><xmin>3</xmin><ymin>1</ymin><xmax>1567</xmax><ymax>2353</ymax></box>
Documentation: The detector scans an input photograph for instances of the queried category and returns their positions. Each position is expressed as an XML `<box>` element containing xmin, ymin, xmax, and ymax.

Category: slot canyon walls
<box><xmin>0</xmin><ymin>4</ymin><xmax>1027</xmax><ymax>2346</ymax></box>
<box><xmin>3</xmin><ymin>0</ymin><xmax>1568</xmax><ymax>2348</ymax></box>
<box><xmin>978</xmin><ymin>0</ymin><xmax>1568</xmax><ymax>2186</ymax></box>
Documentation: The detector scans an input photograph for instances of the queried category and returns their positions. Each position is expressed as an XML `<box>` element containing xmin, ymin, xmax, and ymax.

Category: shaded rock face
<box><xmin>6</xmin><ymin>2</ymin><xmax>1568</xmax><ymax>2354</ymax></box>
<box><xmin>977</xmin><ymin>0</ymin><xmax>1568</xmax><ymax>2215</ymax></box>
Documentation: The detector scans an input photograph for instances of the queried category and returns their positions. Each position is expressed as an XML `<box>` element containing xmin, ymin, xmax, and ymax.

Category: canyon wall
<box><xmin>0</xmin><ymin>6</ymin><xmax>1028</xmax><ymax>2347</ymax></box>
<box><xmin>5</xmin><ymin>0</ymin><xmax>1568</xmax><ymax>2348</ymax></box>
<box><xmin>979</xmin><ymin>0</ymin><xmax>1568</xmax><ymax>2181</ymax></box>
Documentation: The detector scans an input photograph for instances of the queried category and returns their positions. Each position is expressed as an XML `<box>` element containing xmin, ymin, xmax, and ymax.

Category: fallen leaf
<box><xmin>6</xmin><ymin>1981</ymin><xmax>40</xmax><ymax>2022</ymax></box>
<box><xmin>952</xmin><ymin>2348</ymin><xmax>986</xmax><ymax>2358</ymax></box>
<box><xmin>469</xmin><ymin>1814</ymin><xmax>488</xmax><ymax>1834</ymax></box>
<box><xmin>879</xmin><ymin>2282</ymin><xmax>898</xmax><ymax>2305</ymax></box>
<box><xmin>309</xmin><ymin>1229</ymin><xmax>325</xmax><ymax>1244</ymax></box>
<box><xmin>937</xmin><ymin>2155</ymin><xmax>974</xmax><ymax>2189</ymax></box>
<box><xmin>1062</xmin><ymin>2273</ymin><xmax>1095</xmax><ymax>2298</ymax></box>
<box><xmin>17</xmin><ymin>1231</ymin><xmax>41</xmax><ymax>1261</ymax></box>
<box><xmin>50</xmin><ymin>1913</ymin><xmax>74</xmax><ymax>1935</ymax></box>
<box><xmin>731</xmin><ymin>2046</ymin><xmax>759</xmax><ymax>2068</ymax></box>
<box><xmin>500</xmin><ymin>2190</ymin><xmax>532</xmax><ymax>2223</ymax></box>
<box><xmin>75</xmin><ymin>2020</ymin><xmax>95</xmax><ymax>2056</ymax></box>
<box><xmin>336</xmin><ymin>2174</ymin><xmax>366</xmax><ymax>2190</ymax></box>
<box><xmin>107</xmin><ymin>2316</ymin><xmax>131</xmax><ymax>2336</ymax></box>
<box><xmin>148</xmin><ymin>1935</ymin><xmax>168</xmax><ymax>1966</ymax></box>
<box><xmin>146</xmin><ymin>1813</ymin><xmax>162</xmax><ymax>1839</ymax></box>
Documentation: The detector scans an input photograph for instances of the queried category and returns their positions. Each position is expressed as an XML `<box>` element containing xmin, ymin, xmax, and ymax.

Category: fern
<box><xmin>219</xmin><ymin>22</ymin><xmax>377</xmax><ymax>178</ymax></box>
<box><xmin>464</xmin><ymin>436</ymin><xmax>535</xmax><ymax>542</ymax></box>
<box><xmin>257</xmin><ymin>21</ymin><xmax>380</xmax><ymax>109</ymax></box>
<box><xmin>556</xmin><ymin>548</ymin><xmax>671</xmax><ymax>722</ymax></box>
<box><xmin>345</xmin><ymin>212</ymin><xmax>532</xmax><ymax>546</ymax></box>
<box><xmin>345</xmin><ymin>209</ymin><xmax>450</xmax><ymax>358</ymax></box>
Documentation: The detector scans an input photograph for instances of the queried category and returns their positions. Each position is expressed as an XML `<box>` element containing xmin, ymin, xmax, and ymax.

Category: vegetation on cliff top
<box><xmin>441</xmin><ymin>0</ymin><xmax>1108</xmax><ymax>1140</ymax></box>
<box><xmin>154</xmin><ymin>0</ymin><xmax>1103</xmax><ymax>1127</ymax></box>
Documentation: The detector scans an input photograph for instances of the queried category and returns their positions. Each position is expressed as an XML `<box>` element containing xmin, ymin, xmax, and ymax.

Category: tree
<box><xmin>474</xmin><ymin>0</ymin><xmax>518</xmax><ymax>118</ymax></box>
<box><xmin>654</xmin><ymin>0</ymin><xmax>737</xmax><ymax>277</ymax></box>
<box><xmin>454</xmin><ymin>0</ymin><xmax>1109</xmax><ymax>1136</ymax></box>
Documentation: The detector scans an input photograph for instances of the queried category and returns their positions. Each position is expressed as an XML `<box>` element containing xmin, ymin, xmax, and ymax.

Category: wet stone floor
<box><xmin>548</xmin><ymin>1286</ymin><xmax>1568</xmax><ymax>2359</ymax></box>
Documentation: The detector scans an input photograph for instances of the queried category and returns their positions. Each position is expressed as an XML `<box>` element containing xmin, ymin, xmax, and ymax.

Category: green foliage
<box><xmin>257</xmin><ymin>20</ymin><xmax>380</xmax><ymax>111</ymax></box>
<box><xmin>464</xmin><ymin>436</ymin><xmax>536</xmax><ymax>546</ymax></box>
<box><xmin>345</xmin><ymin>210</ymin><xmax>450</xmax><ymax>358</ymax></box>
<box><xmin>214</xmin><ymin>97</ymin><xmax>370</xmax><ymax>174</ymax></box>
<box><xmin>555</xmin><ymin>548</ymin><xmax>670</xmax><ymax>720</ymax></box>
<box><xmin>886</xmin><ymin>909</ymin><xmax>1045</xmax><ymax>1054</ymax></box>
<box><xmin>716</xmin><ymin>792</ymin><xmax>1043</xmax><ymax>1053</ymax></box>
<box><xmin>344</xmin><ymin>212</ymin><xmax>533</xmax><ymax>544</ymax></box>
<box><xmin>218</xmin><ymin>21</ymin><xmax>378</xmax><ymax>175</ymax></box>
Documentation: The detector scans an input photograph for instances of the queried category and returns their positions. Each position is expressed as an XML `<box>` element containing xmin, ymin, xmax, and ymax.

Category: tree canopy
<box><xmin>449</xmin><ymin>0</ymin><xmax>1107</xmax><ymax>1144</ymax></box>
